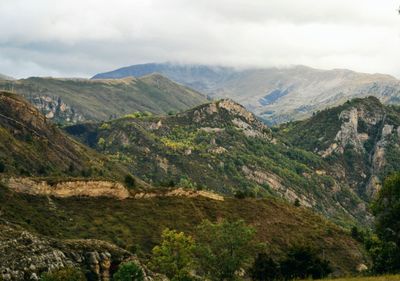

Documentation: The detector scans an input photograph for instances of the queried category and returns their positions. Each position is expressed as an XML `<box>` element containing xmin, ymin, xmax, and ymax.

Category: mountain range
<box><xmin>0</xmin><ymin>74</ymin><xmax>207</xmax><ymax>124</ymax></box>
<box><xmin>93</xmin><ymin>63</ymin><xmax>400</xmax><ymax>124</ymax></box>
<box><xmin>0</xmin><ymin>91</ymin><xmax>371</xmax><ymax>278</ymax></box>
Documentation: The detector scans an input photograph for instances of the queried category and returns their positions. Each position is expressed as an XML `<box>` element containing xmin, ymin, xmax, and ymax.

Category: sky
<box><xmin>0</xmin><ymin>0</ymin><xmax>399</xmax><ymax>78</ymax></box>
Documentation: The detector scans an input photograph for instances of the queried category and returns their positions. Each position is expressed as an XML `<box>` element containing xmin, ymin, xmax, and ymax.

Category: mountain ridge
<box><xmin>92</xmin><ymin>63</ymin><xmax>400</xmax><ymax>124</ymax></box>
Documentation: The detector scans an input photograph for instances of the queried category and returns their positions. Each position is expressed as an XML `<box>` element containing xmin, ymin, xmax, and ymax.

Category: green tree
<box><xmin>149</xmin><ymin>228</ymin><xmax>195</xmax><ymax>280</ymax></box>
<box><xmin>195</xmin><ymin>219</ymin><xmax>256</xmax><ymax>281</ymax></box>
<box><xmin>113</xmin><ymin>262</ymin><xmax>144</xmax><ymax>281</ymax></box>
<box><xmin>371</xmin><ymin>173</ymin><xmax>400</xmax><ymax>273</ymax></box>
<box><xmin>40</xmin><ymin>267</ymin><xmax>86</xmax><ymax>281</ymax></box>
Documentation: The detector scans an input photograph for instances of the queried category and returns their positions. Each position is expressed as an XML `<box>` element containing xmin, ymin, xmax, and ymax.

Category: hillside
<box><xmin>66</xmin><ymin>99</ymin><xmax>369</xmax><ymax>224</ymax></box>
<box><xmin>0</xmin><ymin>183</ymin><xmax>368</xmax><ymax>276</ymax></box>
<box><xmin>0</xmin><ymin>90</ymin><xmax>131</xmax><ymax>179</ymax></box>
<box><xmin>277</xmin><ymin>96</ymin><xmax>400</xmax><ymax>200</ymax></box>
<box><xmin>93</xmin><ymin>63</ymin><xmax>400</xmax><ymax>124</ymax></box>
<box><xmin>0</xmin><ymin>74</ymin><xmax>207</xmax><ymax>124</ymax></box>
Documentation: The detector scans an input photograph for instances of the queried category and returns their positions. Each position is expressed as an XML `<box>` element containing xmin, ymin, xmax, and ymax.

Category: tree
<box><xmin>149</xmin><ymin>228</ymin><xmax>195</xmax><ymax>280</ymax></box>
<box><xmin>280</xmin><ymin>245</ymin><xmax>331</xmax><ymax>280</ymax></box>
<box><xmin>40</xmin><ymin>267</ymin><xmax>86</xmax><ymax>281</ymax></box>
<box><xmin>113</xmin><ymin>262</ymin><xmax>144</xmax><ymax>281</ymax></box>
<box><xmin>370</xmin><ymin>173</ymin><xmax>400</xmax><ymax>273</ymax></box>
<box><xmin>195</xmin><ymin>219</ymin><xmax>256</xmax><ymax>281</ymax></box>
<box><xmin>250</xmin><ymin>253</ymin><xmax>279</xmax><ymax>281</ymax></box>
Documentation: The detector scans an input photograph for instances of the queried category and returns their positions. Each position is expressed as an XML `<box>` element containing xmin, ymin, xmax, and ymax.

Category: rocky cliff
<box><xmin>279</xmin><ymin>96</ymin><xmax>400</xmax><ymax>200</ymax></box>
<box><xmin>0</xmin><ymin>222</ymin><xmax>164</xmax><ymax>281</ymax></box>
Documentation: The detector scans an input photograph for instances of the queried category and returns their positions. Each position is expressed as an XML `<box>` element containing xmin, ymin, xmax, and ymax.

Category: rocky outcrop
<box><xmin>28</xmin><ymin>95</ymin><xmax>85</xmax><ymax>124</ymax></box>
<box><xmin>4</xmin><ymin>178</ymin><xmax>130</xmax><ymax>199</ymax></box>
<box><xmin>0</xmin><ymin>222</ymin><xmax>164</xmax><ymax>281</ymax></box>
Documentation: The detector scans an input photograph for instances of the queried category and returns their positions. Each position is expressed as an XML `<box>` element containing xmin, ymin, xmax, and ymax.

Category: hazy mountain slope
<box><xmin>0</xmin><ymin>73</ymin><xmax>14</xmax><ymax>80</ymax></box>
<box><xmin>93</xmin><ymin>63</ymin><xmax>400</xmax><ymax>124</ymax></box>
<box><xmin>66</xmin><ymin>99</ymin><xmax>369</xmax><ymax>224</ymax></box>
<box><xmin>0</xmin><ymin>91</ymin><xmax>125</xmax><ymax>178</ymax></box>
<box><xmin>0</xmin><ymin>74</ymin><xmax>207</xmax><ymax>124</ymax></box>
<box><xmin>0</xmin><ymin>184</ymin><xmax>368</xmax><ymax>275</ymax></box>
<box><xmin>278</xmin><ymin>96</ymin><xmax>400</xmax><ymax>199</ymax></box>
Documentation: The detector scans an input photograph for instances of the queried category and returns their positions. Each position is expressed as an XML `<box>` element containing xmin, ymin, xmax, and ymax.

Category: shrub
<box><xmin>40</xmin><ymin>267</ymin><xmax>86</xmax><ymax>281</ymax></box>
<box><xmin>250</xmin><ymin>253</ymin><xmax>280</xmax><ymax>281</ymax></box>
<box><xmin>124</xmin><ymin>174</ymin><xmax>136</xmax><ymax>188</ymax></box>
<box><xmin>0</xmin><ymin>161</ymin><xmax>4</xmax><ymax>173</ymax></box>
<box><xmin>280</xmin><ymin>245</ymin><xmax>331</xmax><ymax>280</ymax></box>
<box><xmin>113</xmin><ymin>262</ymin><xmax>144</xmax><ymax>281</ymax></box>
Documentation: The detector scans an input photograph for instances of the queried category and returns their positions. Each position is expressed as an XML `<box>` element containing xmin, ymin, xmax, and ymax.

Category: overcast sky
<box><xmin>0</xmin><ymin>0</ymin><xmax>399</xmax><ymax>78</ymax></box>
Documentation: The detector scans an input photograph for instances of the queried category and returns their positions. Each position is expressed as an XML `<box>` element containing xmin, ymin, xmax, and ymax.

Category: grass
<box><xmin>308</xmin><ymin>275</ymin><xmax>400</xmax><ymax>281</ymax></box>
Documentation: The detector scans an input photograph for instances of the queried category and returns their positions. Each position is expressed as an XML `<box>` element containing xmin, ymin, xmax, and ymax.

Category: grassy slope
<box><xmin>66</xmin><ymin>100</ymin><xmax>367</xmax><ymax>225</ymax></box>
<box><xmin>0</xmin><ymin>184</ymin><xmax>367</xmax><ymax>275</ymax></box>
<box><xmin>0</xmin><ymin>74</ymin><xmax>207</xmax><ymax>123</ymax></box>
<box><xmin>0</xmin><ymin>91</ymin><xmax>131</xmax><ymax>181</ymax></box>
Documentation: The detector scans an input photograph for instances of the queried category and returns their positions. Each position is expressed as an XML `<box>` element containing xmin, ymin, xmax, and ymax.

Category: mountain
<box><xmin>0</xmin><ymin>74</ymin><xmax>207</xmax><ymax>124</ymax></box>
<box><xmin>0</xmin><ymin>90</ymin><xmax>127</xmax><ymax>178</ymax></box>
<box><xmin>66</xmin><ymin>99</ymin><xmax>369</xmax><ymax>224</ymax></box>
<box><xmin>0</xmin><ymin>93</ymin><xmax>370</xmax><ymax>277</ymax></box>
<box><xmin>277</xmin><ymin>96</ymin><xmax>400</xmax><ymax>201</ymax></box>
<box><xmin>93</xmin><ymin>63</ymin><xmax>400</xmax><ymax>124</ymax></box>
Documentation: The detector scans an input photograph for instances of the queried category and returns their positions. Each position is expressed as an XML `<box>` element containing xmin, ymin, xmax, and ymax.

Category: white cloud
<box><xmin>0</xmin><ymin>0</ymin><xmax>399</xmax><ymax>78</ymax></box>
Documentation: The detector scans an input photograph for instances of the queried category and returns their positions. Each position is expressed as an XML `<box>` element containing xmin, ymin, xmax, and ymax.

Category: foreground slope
<box><xmin>0</xmin><ymin>184</ymin><xmax>368</xmax><ymax>275</ymax></box>
<box><xmin>66</xmin><ymin>99</ymin><xmax>368</xmax><ymax>224</ymax></box>
<box><xmin>278</xmin><ymin>96</ymin><xmax>400</xmax><ymax>200</ymax></box>
<box><xmin>93</xmin><ymin>63</ymin><xmax>400</xmax><ymax>124</ymax></box>
<box><xmin>0</xmin><ymin>74</ymin><xmax>207</xmax><ymax>124</ymax></box>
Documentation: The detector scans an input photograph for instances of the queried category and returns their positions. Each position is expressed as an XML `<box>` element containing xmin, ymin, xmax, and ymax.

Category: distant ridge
<box><xmin>0</xmin><ymin>74</ymin><xmax>208</xmax><ymax>124</ymax></box>
<box><xmin>92</xmin><ymin>63</ymin><xmax>400</xmax><ymax>124</ymax></box>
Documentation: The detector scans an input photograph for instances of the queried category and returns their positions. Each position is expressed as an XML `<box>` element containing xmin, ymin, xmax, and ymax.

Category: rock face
<box><xmin>280</xmin><ymin>96</ymin><xmax>400</xmax><ymax>201</ymax></box>
<box><xmin>4</xmin><ymin>178</ymin><xmax>130</xmax><ymax>199</ymax></box>
<box><xmin>0</xmin><ymin>222</ymin><xmax>163</xmax><ymax>281</ymax></box>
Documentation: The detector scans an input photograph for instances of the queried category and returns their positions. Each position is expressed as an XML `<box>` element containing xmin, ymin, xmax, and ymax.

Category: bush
<box><xmin>40</xmin><ymin>267</ymin><xmax>86</xmax><ymax>281</ymax></box>
<box><xmin>280</xmin><ymin>245</ymin><xmax>331</xmax><ymax>280</ymax></box>
<box><xmin>250</xmin><ymin>253</ymin><xmax>280</xmax><ymax>281</ymax></box>
<box><xmin>124</xmin><ymin>174</ymin><xmax>136</xmax><ymax>188</ymax></box>
<box><xmin>0</xmin><ymin>161</ymin><xmax>4</xmax><ymax>173</ymax></box>
<box><xmin>113</xmin><ymin>262</ymin><xmax>144</xmax><ymax>281</ymax></box>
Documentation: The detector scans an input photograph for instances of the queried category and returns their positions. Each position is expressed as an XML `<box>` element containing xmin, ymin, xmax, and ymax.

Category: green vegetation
<box><xmin>195</xmin><ymin>219</ymin><xmax>257</xmax><ymax>281</ymax></box>
<box><xmin>0</xmin><ymin>91</ymin><xmax>126</xmax><ymax>179</ymax></box>
<box><xmin>40</xmin><ymin>267</ymin><xmax>86</xmax><ymax>281</ymax></box>
<box><xmin>66</xmin><ymin>99</ymin><xmax>366</xmax><ymax>224</ymax></box>
<box><xmin>149</xmin><ymin>229</ymin><xmax>195</xmax><ymax>280</ymax></box>
<box><xmin>368</xmin><ymin>173</ymin><xmax>400</xmax><ymax>274</ymax></box>
<box><xmin>113</xmin><ymin>262</ymin><xmax>144</xmax><ymax>281</ymax></box>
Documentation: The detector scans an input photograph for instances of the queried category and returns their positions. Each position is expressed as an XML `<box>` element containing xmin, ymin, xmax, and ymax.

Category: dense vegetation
<box><xmin>66</xmin><ymin>99</ymin><xmax>367</xmax><ymax>224</ymax></box>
